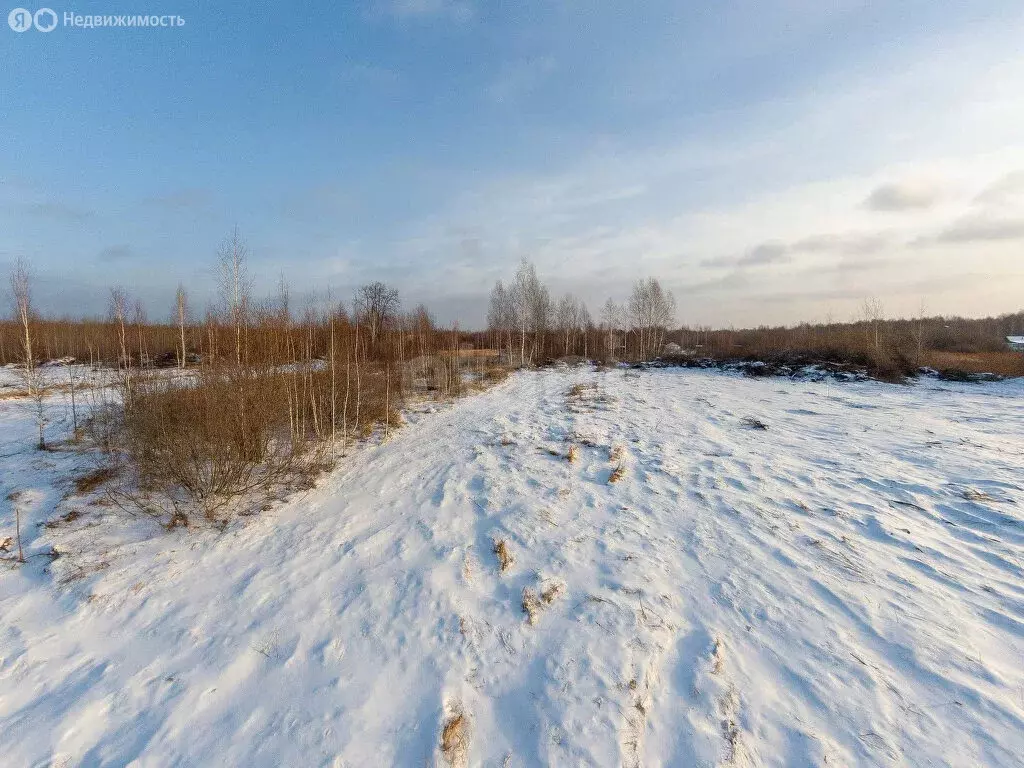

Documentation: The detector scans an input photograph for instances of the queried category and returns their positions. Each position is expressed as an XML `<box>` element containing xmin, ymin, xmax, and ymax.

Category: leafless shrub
<box><xmin>740</xmin><ymin>416</ymin><xmax>768</xmax><ymax>430</ymax></box>
<box><xmin>113</xmin><ymin>366</ymin><xmax>324</xmax><ymax>520</ymax></box>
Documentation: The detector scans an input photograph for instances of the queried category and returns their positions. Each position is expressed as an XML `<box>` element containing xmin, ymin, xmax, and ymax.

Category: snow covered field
<box><xmin>2</xmin><ymin>367</ymin><xmax>1023</xmax><ymax>767</ymax></box>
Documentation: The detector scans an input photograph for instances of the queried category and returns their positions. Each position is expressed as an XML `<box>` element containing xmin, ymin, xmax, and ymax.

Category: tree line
<box><xmin>486</xmin><ymin>259</ymin><xmax>677</xmax><ymax>365</ymax></box>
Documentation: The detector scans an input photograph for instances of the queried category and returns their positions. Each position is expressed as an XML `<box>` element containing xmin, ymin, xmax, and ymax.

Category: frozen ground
<box><xmin>1</xmin><ymin>367</ymin><xmax>1023</xmax><ymax>767</ymax></box>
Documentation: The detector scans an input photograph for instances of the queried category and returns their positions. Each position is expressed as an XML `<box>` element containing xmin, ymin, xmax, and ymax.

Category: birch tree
<box><xmin>175</xmin><ymin>284</ymin><xmax>189</xmax><ymax>368</ymax></box>
<box><xmin>10</xmin><ymin>260</ymin><xmax>46</xmax><ymax>449</ymax></box>
<box><xmin>217</xmin><ymin>227</ymin><xmax>251</xmax><ymax>366</ymax></box>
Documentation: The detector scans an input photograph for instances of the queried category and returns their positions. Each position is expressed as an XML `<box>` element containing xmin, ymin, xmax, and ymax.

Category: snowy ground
<box><xmin>2</xmin><ymin>367</ymin><xmax>1023</xmax><ymax>767</ymax></box>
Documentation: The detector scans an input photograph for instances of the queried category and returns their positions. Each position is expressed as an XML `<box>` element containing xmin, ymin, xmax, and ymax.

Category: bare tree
<box><xmin>487</xmin><ymin>280</ymin><xmax>517</xmax><ymax>363</ymax></box>
<box><xmin>355</xmin><ymin>281</ymin><xmax>400</xmax><ymax>346</ymax></box>
<box><xmin>579</xmin><ymin>302</ymin><xmax>593</xmax><ymax>358</ymax></box>
<box><xmin>133</xmin><ymin>299</ymin><xmax>147</xmax><ymax>368</ymax></box>
<box><xmin>913</xmin><ymin>299</ymin><xmax>928</xmax><ymax>364</ymax></box>
<box><xmin>628</xmin><ymin>278</ymin><xmax>676</xmax><ymax>358</ymax></box>
<box><xmin>601</xmin><ymin>298</ymin><xmax>623</xmax><ymax>359</ymax></box>
<box><xmin>217</xmin><ymin>227</ymin><xmax>251</xmax><ymax>366</ymax></box>
<box><xmin>10</xmin><ymin>260</ymin><xmax>47</xmax><ymax>449</ymax></box>
<box><xmin>109</xmin><ymin>286</ymin><xmax>132</xmax><ymax>401</ymax></box>
<box><xmin>509</xmin><ymin>260</ymin><xmax>549</xmax><ymax>365</ymax></box>
<box><xmin>175</xmin><ymin>284</ymin><xmax>189</xmax><ymax>368</ymax></box>
<box><xmin>861</xmin><ymin>296</ymin><xmax>885</xmax><ymax>351</ymax></box>
<box><xmin>556</xmin><ymin>294</ymin><xmax>579</xmax><ymax>356</ymax></box>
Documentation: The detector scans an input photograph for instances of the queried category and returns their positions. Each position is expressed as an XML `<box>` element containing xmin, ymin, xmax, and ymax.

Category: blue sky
<box><xmin>2</xmin><ymin>1</ymin><xmax>1023</xmax><ymax>326</ymax></box>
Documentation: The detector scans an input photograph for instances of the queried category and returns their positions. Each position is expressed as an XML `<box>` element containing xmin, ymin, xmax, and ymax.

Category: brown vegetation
<box><xmin>921</xmin><ymin>350</ymin><xmax>1024</xmax><ymax>378</ymax></box>
<box><xmin>4</xmin><ymin>232</ymin><xmax>513</xmax><ymax>527</ymax></box>
<box><xmin>493</xmin><ymin>539</ymin><xmax>513</xmax><ymax>572</ymax></box>
<box><xmin>74</xmin><ymin>466</ymin><xmax>118</xmax><ymax>495</ymax></box>
<box><xmin>522</xmin><ymin>587</ymin><xmax>542</xmax><ymax>625</ymax></box>
<box><xmin>440</xmin><ymin>709</ymin><xmax>470</xmax><ymax>766</ymax></box>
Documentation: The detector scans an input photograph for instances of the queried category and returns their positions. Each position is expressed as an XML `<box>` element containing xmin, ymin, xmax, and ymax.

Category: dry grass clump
<box><xmin>608</xmin><ymin>463</ymin><xmax>626</xmax><ymax>484</ymax></box>
<box><xmin>44</xmin><ymin>509</ymin><xmax>82</xmax><ymax>529</ymax></box>
<box><xmin>567</xmin><ymin>382</ymin><xmax>595</xmax><ymax>398</ymax></box>
<box><xmin>540</xmin><ymin>581</ymin><xmax>565</xmax><ymax>605</ymax></box>
<box><xmin>73</xmin><ymin>465</ymin><xmax>118</xmax><ymax>495</ymax></box>
<box><xmin>440</xmin><ymin>708</ymin><xmax>470</xmax><ymax>766</ymax></box>
<box><xmin>493</xmin><ymin>539</ymin><xmax>514</xmax><ymax>572</ymax></box>
<box><xmin>566</xmin><ymin>444</ymin><xmax>579</xmax><ymax>463</ymax></box>
<box><xmin>523</xmin><ymin>580</ymin><xmax>564</xmax><ymax>625</ymax></box>
<box><xmin>522</xmin><ymin>587</ymin><xmax>542</xmax><ymax>625</ymax></box>
<box><xmin>609</xmin><ymin>444</ymin><xmax>625</xmax><ymax>462</ymax></box>
<box><xmin>740</xmin><ymin>416</ymin><xmax>768</xmax><ymax>430</ymax></box>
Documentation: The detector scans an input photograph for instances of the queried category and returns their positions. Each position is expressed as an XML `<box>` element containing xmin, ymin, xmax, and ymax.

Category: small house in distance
<box><xmin>1007</xmin><ymin>336</ymin><xmax>1024</xmax><ymax>352</ymax></box>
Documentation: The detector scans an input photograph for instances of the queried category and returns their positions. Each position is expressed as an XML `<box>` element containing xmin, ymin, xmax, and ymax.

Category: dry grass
<box><xmin>74</xmin><ymin>466</ymin><xmax>118</xmax><ymax>495</ymax></box>
<box><xmin>567</xmin><ymin>382</ymin><xmax>595</xmax><ymax>398</ymax></box>
<box><xmin>609</xmin><ymin>464</ymin><xmax>626</xmax><ymax>484</ymax></box>
<box><xmin>540</xmin><ymin>581</ymin><xmax>565</xmax><ymax>605</ymax></box>
<box><xmin>522</xmin><ymin>588</ymin><xmax>542</xmax><ymax>625</ymax></box>
<box><xmin>711</xmin><ymin>636</ymin><xmax>725</xmax><ymax>675</ymax></box>
<box><xmin>609</xmin><ymin>444</ymin><xmax>625</xmax><ymax>462</ymax></box>
<box><xmin>44</xmin><ymin>509</ymin><xmax>82</xmax><ymax>529</ymax></box>
<box><xmin>522</xmin><ymin>580</ymin><xmax>564</xmax><ymax>625</ymax></box>
<box><xmin>566</xmin><ymin>444</ymin><xmax>579</xmax><ymax>463</ymax></box>
<box><xmin>440</xmin><ymin>708</ymin><xmax>470</xmax><ymax>766</ymax></box>
<box><xmin>922</xmin><ymin>350</ymin><xmax>1024</xmax><ymax>377</ymax></box>
<box><xmin>440</xmin><ymin>348</ymin><xmax>500</xmax><ymax>359</ymax></box>
<box><xmin>493</xmin><ymin>539</ymin><xmax>514</xmax><ymax>572</ymax></box>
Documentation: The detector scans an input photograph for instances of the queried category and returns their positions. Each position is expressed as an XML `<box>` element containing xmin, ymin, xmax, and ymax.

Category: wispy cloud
<box><xmin>380</xmin><ymin>0</ymin><xmax>473</xmax><ymax>23</ymax></box>
<box><xmin>863</xmin><ymin>180</ymin><xmax>944</xmax><ymax>212</ymax></box>
<box><xmin>974</xmin><ymin>170</ymin><xmax>1024</xmax><ymax>207</ymax></box>
<box><xmin>97</xmin><ymin>244</ymin><xmax>137</xmax><ymax>262</ymax></box>
<box><xmin>13</xmin><ymin>201</ymin><xmax>93</xmax><ymax>221</ymax></box>
<box><xmin>918</xmin><ymin>216</ymin><xmax>1024</xmax><ymax>245</ymax></box>
<box><xmin>701</xmin><ymin>232</ymin><xmax>890</xmax><ymax>270</ymax></box>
